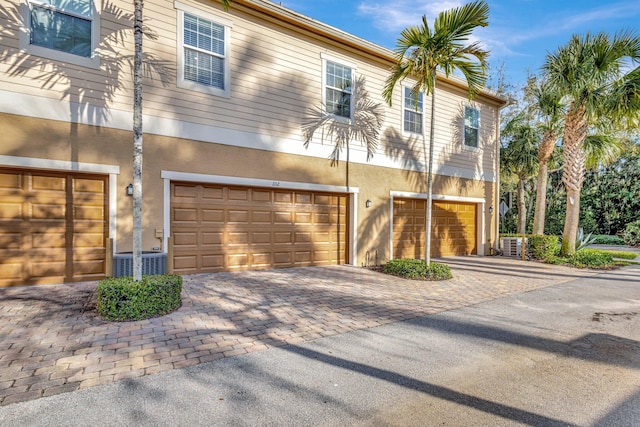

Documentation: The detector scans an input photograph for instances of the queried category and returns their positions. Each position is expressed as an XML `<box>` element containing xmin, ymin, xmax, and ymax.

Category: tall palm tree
<box><xmin>527</xmin><ymin>78</ymin><xmax>565</xmax><ymax>235</ymax></box>
<box><xmin>382</xmin><ymin>0</ymin><xmax>489</xmax><ymax>266</ymax></box>
<box><xmin>501</xmin><ymin>114</ymin><xmax>539</xmax><ymax>234</ymax></box>
<box><xmin>544</xmin><ymin>31</ymin><xmax>640</xmax><ymax>256</ymax></box>
<box><xmin>132</xmin><ymin>0</ymin><xmax>231</xmax><ymax>280</ymax></box>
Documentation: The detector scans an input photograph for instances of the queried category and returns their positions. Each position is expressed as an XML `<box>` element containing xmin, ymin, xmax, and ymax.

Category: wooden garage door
<box><xmin>393</xmin><ymin>198</ymin><xmax>477</xmax><ymax>258</ymax></box>
<box><xmin>0</xmin><ymin>169</ymin><xmax>108</xmax><ymax>287</ymax></box>
<box><xmin>170</xmin><ymin>182</ymin><xmax>348</xmax><ymax>273</ymax></box>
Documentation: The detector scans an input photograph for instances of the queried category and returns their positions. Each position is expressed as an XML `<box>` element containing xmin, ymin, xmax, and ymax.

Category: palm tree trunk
<box><xmin>532</xmin><ymin>131</ymin><xmax>556</xmax><ymax>235</ymax></box>
<box><xmin>560</xmin><ymin>104</ymin><xmax>587</xmax><ymax>256</ymax></box>
<box><xmin>532</xmin><ymin>162</ymin><xmax>548</xmax><ymax>235</ymax></box>
<box><xmin>425</xmin><ymin>84</ymin><xmax>436</xmax><ymax>267</ymax></box>
<box><xmin>132</xmin><ymin>0</ymin><xmax>144</xmax><ymax>281</ymax></box>
<box><xmin>517</xmin><ymin>176</ymin><xmax>527</xmax><ymax>234</ymax></box>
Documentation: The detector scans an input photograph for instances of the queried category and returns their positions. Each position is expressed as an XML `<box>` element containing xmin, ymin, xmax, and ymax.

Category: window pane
<box><xmin>465</xmin><ymin>107</ymin><xmax>479</xmax><ymax>128</ymax></box>
<box><xmin>44</xmin><ymin>0</ymin><xmax>92</xmax><ymax>17</ymax></box>
<box><xmin>404</xmin><ymin>87</ymin><xmax>423</xmax><ymax>111</ymax></box>
<box><xmin>185</xmin><ymin>48</ymin><xmax>224</xmax><ymax>89</ymax></box>
<box><xmin>404</xmin><ymin>110</ymin><xmax>422</xmax><ymax>134</ymax></box>
<box><xmin>31</xmin><ymin>6</ymin><xmax>92</xmax><ymax>57</ymax></box>
<box><xmin>464</xmin><ymin>127</ymin><xmax>478</xmax><ymax>148</ymax></box>
<box><xmin>184</xmin><ymin>13</ymin><xmax>224</xmax><ymax>55</ymax></box>
<box><xmin>326</xmin><ymin>87</ymin><xmax>350</xmax><ymax>117</ymax></box>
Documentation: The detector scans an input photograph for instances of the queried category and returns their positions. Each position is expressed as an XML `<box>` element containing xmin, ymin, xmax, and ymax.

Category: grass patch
<box><xmin>543</xmin><ymin>248</ymin><xmax>637</xmax><ymax>269</ymax></box>
<box><xmin>383</xmin><ymin>259</ymin><xmax>452</xmax><ymax>281</ymax></box>
<box><xmin>97</xmin><ymin>274</ymin><xmax>182</xmax><ymax>321</ymax></box>
<box><xmin>601</xmin><ymin>250</ymin><xmax>639</xmax><ymax>260</ymax></box>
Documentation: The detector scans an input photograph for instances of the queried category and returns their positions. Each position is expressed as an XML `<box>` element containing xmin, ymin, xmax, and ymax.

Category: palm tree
<box><xmin>526</xmin><ymin>77</ymin><xmax>565</xmax><ymax>235</ymax></box>
<box><xmin>543</xmin><ymin>31</ymin><xmax>640</xmax><ymax>256</ymax></box>
<box><xmin>131</xmin><ymin>0</ymin><xmax>231</xmax><ymax>280</ymax></box>
<box><xmin>501</xmin><ymin>114</ymin><xmax>539</xmax><ymax>234</ymax></box>
<box><xmin>382</xmin><ymin>0</ymin><xmax>489</xmax><ymax>266</ymax></box>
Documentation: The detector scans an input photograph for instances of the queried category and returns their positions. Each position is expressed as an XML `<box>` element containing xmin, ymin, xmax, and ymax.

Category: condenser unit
<box><xmin>113</xmin><ymin>252</ymin><xmax>167</xmax><ymax>277</ymax></box>
<box><xmin>500</xmin><ymin>237</ymin><xmax>526</xmax><ymax>257</ymax></box>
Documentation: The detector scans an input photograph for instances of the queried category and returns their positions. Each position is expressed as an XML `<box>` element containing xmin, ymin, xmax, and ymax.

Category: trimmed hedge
<box><xmin>383</xmin><ymin>259</ymin><xmax>452</xmax><ymax>280</ymax></box>
<box><xmin>567</xmin><ymin>249</ymin><xmax>613</xmax><ymax>268</ymax></box>
<box><xmin>97</xmin><ymin>274</ymin><xmax>182</xmax><ymax>321</ymax></box>
<box><xmin>528</xmin><ymin>235</ymin><xmax>559</xmax><ymax>260</ymax></box>
<box><xmin>624</xmin><ymin>220</ymin><xmax>640</xmax><ymax>247</ymax></box>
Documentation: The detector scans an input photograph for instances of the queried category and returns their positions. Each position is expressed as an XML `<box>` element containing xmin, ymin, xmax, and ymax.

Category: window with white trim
<box><xmin>403</xmin><ymin>86</ymin><xmax>423</xmax><ymax>134</ymax></box>
<box><xmin>324</xmin><ymin>60</ymin><xmax>352</xmax><ymax>118</ymax></box>
<box><xmin>176</xmin><ymin>3</ymin><xmax>231</xmax><ymax>97</ymax></box>
<box><xmin>21</xmin><ymin>0</ymin><xmax>100</xmax><ymax>68</ymax></box>
<box><xmin>464</xmin><ymin>106</ymin><xmax>480</xmax><ymax>148</ymax></box>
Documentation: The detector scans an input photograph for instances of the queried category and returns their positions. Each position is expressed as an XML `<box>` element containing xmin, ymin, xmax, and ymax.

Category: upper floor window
<box><xmin>176</xmin><ymin>2</ymin><xmax>231</xmax><ymax>97</ymax></box>
<box><xmin>324</xmin><ymin>60</ymin><xmax>352</xmax><ymax>118</ymax></box>
<box><xmin>21</xmin><ymin>0</ymin><xmax>100</xmax><ymax>68</ymax></box>
<box><xmin>464</xmin><ymin>106</ymin><xmax>479</xmax><ymax>148</ymax></box>
<box><xmin>403</xmin><ymin>86</ymin><xmax>423</xmax><ymax>135</ymax></box>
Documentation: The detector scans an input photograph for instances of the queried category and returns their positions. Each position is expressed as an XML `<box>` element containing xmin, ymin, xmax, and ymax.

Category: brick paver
<box><xmin>0</xmin><ymin>257</ymin><xmax>601</xmax><ymax>406</ymax></box>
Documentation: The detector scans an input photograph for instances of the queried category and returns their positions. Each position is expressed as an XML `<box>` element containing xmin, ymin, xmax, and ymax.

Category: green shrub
<box><xmin>591</xmin><ymin>234</ymin><xmax>626</xmax><ymax>245</ymax></box>
<box><xmin>568</xmin><ymin>249</ymin><xmax>613</xmax><ymax>268</ymax></box>
<box><xmin>623</xmin><ymin>220</ymin><xmax>640</xmax><ymax>247</ymax></box>
<box><xmin>383</xmin><ymin>259</ymin><xmax>452</xmax><ymax>281</ymax></box>
<box><xmin>527</xmin><ymin>235</ymin><xmax>559</xmax><ymax>260</ymax></box>
<box><xmin>97</xmin><ymin>274</ymin><xmax>182</xmax><ymax>321</ymax></box>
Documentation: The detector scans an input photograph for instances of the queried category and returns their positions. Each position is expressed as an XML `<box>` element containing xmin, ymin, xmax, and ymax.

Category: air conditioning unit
<box><xmin>113</xmin><ymin>252</ymin><xmax>167</xmax><ymax>277</ymax></box>
<box><xmin>500</xmin><ymin>237</ymin><xmax>526</xmax><ymax>257</ymax></box>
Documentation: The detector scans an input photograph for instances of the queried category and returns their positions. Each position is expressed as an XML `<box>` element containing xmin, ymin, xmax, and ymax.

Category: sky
<box><xmin>271</xmin><ymin>0</ymin><xmax>640</xmax><ymax>90</ymax></box>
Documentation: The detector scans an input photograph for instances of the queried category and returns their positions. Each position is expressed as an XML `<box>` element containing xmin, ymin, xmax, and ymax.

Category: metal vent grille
<box><xmin>500</xmin><ymin>237</ymin><xmax>524</xmax><ymax>257</ymax></box>
<box><xmin>113</xmin><ymin>252</ymin><xmax>167</xmax><ymax>277</ymax></box>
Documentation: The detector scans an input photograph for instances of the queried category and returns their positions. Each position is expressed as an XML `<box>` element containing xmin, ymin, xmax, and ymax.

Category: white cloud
<box><xmin>357</xmin><ymin>0</ymin><xmax>464</xmax><ymax>33</ymax></box>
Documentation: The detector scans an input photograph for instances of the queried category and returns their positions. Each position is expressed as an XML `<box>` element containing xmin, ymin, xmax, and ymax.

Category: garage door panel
<box><xmin>32</xmin><ymin>175</ymin><xmax>66</xmax><ymax>192</ymax></box>
<box><xmin>202</xmin><ymin>254</ymin><xmax>224</xmax><ymax>269</ymax></box>
<box><xmin>174</xmin><ymin>255</ymin><xmax>197</xmax><ymax>270</ymax></box>
<box><xmin>251</xmin><ymin>211</ymin><xmax>271</xmax><ymax>223</ymax></box>
<box><xmin>275</xmin><ymin>211</ymin><xmax>293</xmax><ymax>224</ymax></box>
<box><xmin>294</xmin><ymin>212</ymin><xmax>312</xmax><ymax>224</ymax></box>
<box><xmin>0</xmin><ymin>263</ymin><xmax>22</xmax><ymax>281</ymax></box>
<box><xmin>174</xmin><ymin>184</ymin><xmax>198</xmax><ymax>199</ymax></box>
<box><xmin>174</xmin><ymin>208</ymin><xmax>198</xmax><ymax>223</ymax></box>
<box><xmin>274</xmin><ymin>232</ymin><xmax>293</xmax><ymax>244</ymax></box>
<box><xmin>228</xmin><ymin>210</ymin><xmax>250</xmax><ymax>223</ymax></box>
<box><xmin>252</xmin><ymin>232</ymin><xmax>272</xmax><ymax>244</ymax></box>
<box><xmin>74</xmin><ymin>177</ymin><xmax>104</xmax><ymax>193</ymax></box>
<box><xmin>202</xmin><ymin>187</ymin><xmax>223</xmax><ymax>200</ymax></box>
<box><xmin>228</xmin><ymin>188</ymin><xmax>249</xmax><ymax>201</ymax></box>
<box><xmin>171</xmin><ymin>183</ymin><xmax>348</xmax><ymax>273</ymax></box>
<box><xmin>31</xmin><ymin>203</ymin><xmax>66</xmax><ymax>220</ymax></box>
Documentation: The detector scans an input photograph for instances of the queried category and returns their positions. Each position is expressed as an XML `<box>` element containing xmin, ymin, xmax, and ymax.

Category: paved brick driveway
<box><xmin>0</xmin><ymin>257</ymin><xmax>600</xmax><ymax>406</ymax></box>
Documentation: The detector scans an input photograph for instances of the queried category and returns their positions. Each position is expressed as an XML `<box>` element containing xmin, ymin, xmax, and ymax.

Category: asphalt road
<box><xmin>1</xmin><ymin>265</ymin><xmax>638</xmax><ymax>426</ymax></box>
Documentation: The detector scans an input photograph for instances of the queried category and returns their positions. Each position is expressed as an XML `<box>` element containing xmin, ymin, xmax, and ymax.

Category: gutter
<box><xmin>232</xmin><ymin>0</ymin><xmax>508</xmax><ymax>106</ymax></box>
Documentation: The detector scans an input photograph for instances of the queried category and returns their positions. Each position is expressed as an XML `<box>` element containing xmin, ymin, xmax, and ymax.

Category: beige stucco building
<box><xmin>0</xmin><ymin>0</ymin><xmax>506</xmax><ymax>286</ymax></box>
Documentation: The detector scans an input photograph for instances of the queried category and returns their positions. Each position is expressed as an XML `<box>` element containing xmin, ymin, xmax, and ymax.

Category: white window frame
<box><xmin>175</xmin><ymin>1</ymin><xmax>232</xmax><ymax>98</ymax></box>
<box><xmin>19</xmin><ymin>0</ymin><xmax>101</xmax><ymax>69</ymax></box>
<box><xmin>463</xmin><ymin>105</ymin><xmax>481</xmax><ymax>150</ymax></box>
<box><xmin>402</xmin><ymin>85</ymin><xmax>424</xmax><ymax>136</ymax></box>
<box><xmin>321</xmin><ymin>53</ymin><xmax>357</xmax><ymax>122</ymax></box>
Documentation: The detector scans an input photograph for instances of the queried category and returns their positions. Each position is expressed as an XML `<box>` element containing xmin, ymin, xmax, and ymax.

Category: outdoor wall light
<box><xmin>488</xmin><ymin>206</ymin><xmax>494</xmax><ymax>214</ymax></box>
<box><xmin>126</xmin><ymin>183</ymin><xmax>133</xmax><ymax>196</ymax></box>
<box><xmin>366</xmin><ymin>199</ymin><xmax>372</xmax><ymax>208</ymax></box>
